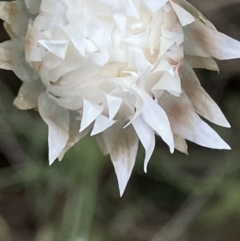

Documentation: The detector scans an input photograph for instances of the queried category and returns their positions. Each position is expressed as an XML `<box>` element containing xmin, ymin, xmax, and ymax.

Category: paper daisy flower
<box><xmin>1</xmin><ymin>0</ymin><xmax>240</xmax><ymax>195</ymax></box>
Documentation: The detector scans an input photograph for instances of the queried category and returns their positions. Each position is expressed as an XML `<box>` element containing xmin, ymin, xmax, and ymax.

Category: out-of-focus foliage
<box><xmin>1</xmin><ymin>1</ymin><xmax>240</xmax><ymax>241</ymax></box>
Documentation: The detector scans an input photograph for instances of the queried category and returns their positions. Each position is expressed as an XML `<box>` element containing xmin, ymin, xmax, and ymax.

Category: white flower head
<box><xmin>1</xmin><ymin>0</ymin><xmax>240</xmax><ymax>195</ymax></box>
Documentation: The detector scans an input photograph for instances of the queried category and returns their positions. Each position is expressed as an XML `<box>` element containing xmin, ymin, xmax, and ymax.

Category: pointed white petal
<box><xmin>63</xmin><ymin>24</ymin><xmax>86</xmax><ymax>57</ymax></box>
<box><xmin>152</xmin><ymin>60</ymin><xmax>174</xmax><ymax>74</ymax></box>
<box><xmin>38</xmin><ymin>92</ymin><xmax>70</xmax><ymax>165</ymax></box>
<box><xmin>58</xmin><ymin>113</ymin><xmax>90</xmax><ymax>161</ymax></box>
<box><xmin>170</xmin><ymin>1</ymin><xmax>195</xmax><ymax>26</ymax></box>
<box><xmin>152</xmin><ymin>71</ymin><xmax>181</xmax><ymax>96</ymax></box>
<box><xmin>91</xmin><ymin>114</ymin><xmax>115</xmax><ymax>136</ymax></box>
<box><xmin>132</xmin><ymin>116</ymin><xmax>155</xmax><ymax>172</ymax></box>
<box><xmin>136</xmin><ymin>88</ymin><xmax>174</xmax><ymax>153</ymax></box>
<box><xmin>124</xmin><ymin>93</ymin><xmax>143</xmax><ymax>128</ymax></box>
<box><xmin>38</xmin><ymin>40</ymin><xmax>69</xmax><ymax>59</ymax></box>
<box><xmin>182</xmin><ymin>64</ymin><xmax>230</xmax><ymax>128</ymax></box>
<box><xmin>174</xmin><ymin>134</ymin><xmax>188</xmax><ymax>154</ymax></box>
<box><xmin>106</xmin><ymin>94</ymin><xmax>122</xmax><ymax>120</ymax></box>
<box><xmin>142</xmin><ymin>0</ymin><xmax>168</xmax><ymax>13</ymax></box>
<box><xmin>102</xmin><ymin>124</ymin><xmax>139</xmax><ymax>196</ymax></box>
<box><xmin>80</xmin><ymin>99</ymin><xmax>103</xmax><ymax>132</ymax></box>
<box><xmin>186</xmin><ymin>56</ymin><xmax>219</xmax><ymax>72</ymax></box>
<box><xmin>184</xmin><ymin>19</ymin><xmax>240</xmax><ymax>60</ymax></box>
<box><xmin>160</xmin><ymin>92</ymin><xmax>230</xmax><ymax>150</ymax></box>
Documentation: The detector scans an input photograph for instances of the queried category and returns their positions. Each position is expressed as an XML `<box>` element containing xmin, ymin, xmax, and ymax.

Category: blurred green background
<box><xmin>1</xmin><ymin>1</ymin><xmax>240</xmax><ymax>240</ymax></box>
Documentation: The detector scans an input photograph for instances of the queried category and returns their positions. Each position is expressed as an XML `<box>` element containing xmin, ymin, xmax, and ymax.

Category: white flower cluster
<box><xmin>1</xmin><ymin>0</ymin><xmax>240</xmax><ymax>195</ymax></box>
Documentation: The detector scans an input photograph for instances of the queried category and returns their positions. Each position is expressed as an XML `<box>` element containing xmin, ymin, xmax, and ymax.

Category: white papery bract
<box><xmin>1</xmin><ymin>0</ymin><xmax>240</xmax><ymax>195</ymax></box>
